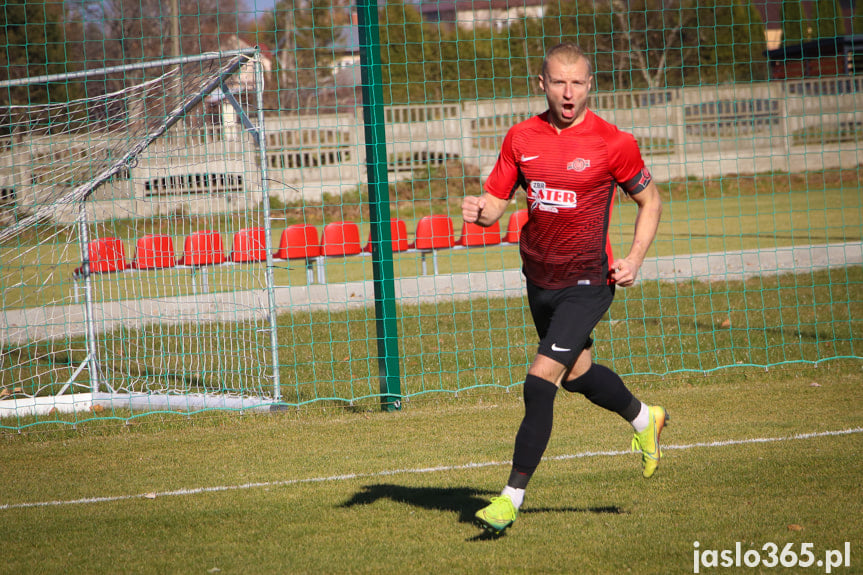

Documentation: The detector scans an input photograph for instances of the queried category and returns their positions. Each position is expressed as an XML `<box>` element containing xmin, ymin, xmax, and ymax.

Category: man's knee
<box><xmin>527</xmin><ymin>354</ymin><xmax>567</xmax><ymax>387</ymax></box>
<box><xmin>523</xmin><ymin>373</ymin><xmax>558</xmax><ymax>406</ymax></box>
<box><xmin>561</xmin><ymin>364</ymin><xmax>591</xmax><ymax>394</ymax></box>
<box><xmin>560</xmin><ymin>363</ymin><xmax>639</xmax><ymax>420</ymax></box>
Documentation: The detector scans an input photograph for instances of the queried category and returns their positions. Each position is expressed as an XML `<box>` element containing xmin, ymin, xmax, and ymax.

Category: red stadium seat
<box><xmin>456</xmin><ymin>220</ymin><xmax>501</xmax><ymax>247</ymax></box>
<box><xmin>82</xmin><ymin>237</ymin><xmax>128</xmax><ymax>274</ymax></box>
<box><xmin>321</xmin><ymin>221</ymin><xmax>362</xmax><ymax>257</ymax></box>
<box><xmin>409</xmin><ymin>215</ymin><xmax>455</xmax><ymax>251</ymax></box>
<box><xmin>71</xmin><ymin>237</ymin><xmax>129</xmax><ymax>302</ymax></box>
<box><xmin>274</xmin><ymin>224</ymin><xmax>321</xmax><ymax>260</ymax></box>
<box><xmin>504</xmin><ymin>209</ymin><xmax>529</xmax><ymax>243</ymax></box>
<box><xmin>230</xmin><ymin>227</ymin><xmax>267</xmax><ymax>263</ymax></box>
<box><xmin>363</xmin><ymin>219</ymin><xmax>410</xmax><ymax>253</ymax></box>
<box><xmin>409</xmin><ymin>215</ymin><xmax>456</xmax><ymax>276</ymax></box>
<box><xmin>131</xmin><ymin>234</ymin><xmax>176</xmax><ymax>270</ymax></box>
<box><xmin>179</xmin><ymin>230</ymin><xmax>225</xmax><ymax>266</ymax></box>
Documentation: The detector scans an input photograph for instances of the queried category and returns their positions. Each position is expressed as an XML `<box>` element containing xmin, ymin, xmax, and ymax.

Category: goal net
<box><xmin>0</xmin><ymin>50</ymin><xmax>282</xmax><ymax>425</ymax></box>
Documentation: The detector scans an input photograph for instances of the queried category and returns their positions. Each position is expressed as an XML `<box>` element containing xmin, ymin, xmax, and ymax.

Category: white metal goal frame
<box><xmin>0</xmin><ymin>49</ymin><xmax>283</xmax><ymax>422</ymax></box>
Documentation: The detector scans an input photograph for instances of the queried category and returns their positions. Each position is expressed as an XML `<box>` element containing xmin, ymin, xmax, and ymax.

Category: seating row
<box><xmin>74</xmin><ymin>210</ymin><xmax>529</xmax><ymax>284</ymax></box>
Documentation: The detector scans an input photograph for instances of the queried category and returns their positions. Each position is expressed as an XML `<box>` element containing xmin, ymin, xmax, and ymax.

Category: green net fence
<box><xmin>1</xmin><ymin>0</ymin><xmax>861</xmax><ymax>429</ymax></box>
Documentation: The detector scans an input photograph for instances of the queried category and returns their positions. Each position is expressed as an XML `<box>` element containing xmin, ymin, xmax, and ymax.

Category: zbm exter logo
<box><xmin>528</xmin><ymin>181</ymin><xmax>577</xmax><ymax>213</ymax></box>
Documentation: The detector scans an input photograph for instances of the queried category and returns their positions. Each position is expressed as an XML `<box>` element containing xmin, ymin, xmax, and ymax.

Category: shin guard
<box><xmin>511</xmin><ymin>374</ymin><xmax>558</xmax><ymax>484</ymax></box>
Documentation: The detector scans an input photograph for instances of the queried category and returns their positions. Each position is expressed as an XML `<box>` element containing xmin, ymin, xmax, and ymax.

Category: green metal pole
<box><xmin>356</xmin><ymin>0</ymin><xmax>402</xmax><ymax>411</ymax></box>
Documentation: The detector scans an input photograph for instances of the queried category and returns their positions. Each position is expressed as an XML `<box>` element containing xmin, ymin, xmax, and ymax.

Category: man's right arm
<box><xmin>461</xmin><ymin>192</ymin><xmax>510</xmax><ymax>227</ymax></box>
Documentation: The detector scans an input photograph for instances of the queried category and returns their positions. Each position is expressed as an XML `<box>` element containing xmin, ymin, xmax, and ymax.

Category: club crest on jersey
<box><xmin>567</xmin><ymin>158</ymin><xmax>591</xmax><ymax>172</ymax></box>
<box><xmin>528</xmin><ymin>181</ymin><xmax>577</xmax><ymax>212</ymax></box>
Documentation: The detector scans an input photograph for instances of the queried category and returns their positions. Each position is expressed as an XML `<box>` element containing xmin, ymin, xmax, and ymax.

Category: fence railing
<box><xmin>1</xmin><ymin>76</ymin><xmax>860</xmax><ymax>223</ymax></box>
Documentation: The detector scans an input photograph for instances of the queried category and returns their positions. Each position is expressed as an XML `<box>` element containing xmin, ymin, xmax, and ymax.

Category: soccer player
<box><xmin>462</xmin><ymin>43</ymin><xmax>667</xmax><ymax>535</ymax></box>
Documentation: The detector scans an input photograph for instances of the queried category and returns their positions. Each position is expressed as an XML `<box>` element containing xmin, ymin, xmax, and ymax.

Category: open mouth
<box><xmin>561</xmin><ymin>103</ymin><xmax>575</xmax><ymax>119</ymax></box>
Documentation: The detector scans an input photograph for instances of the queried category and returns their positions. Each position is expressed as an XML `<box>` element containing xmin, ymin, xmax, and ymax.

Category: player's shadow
<box><xmin>339</xmin><ymin>483</ymin><xmax>626</xmax><ymax>540</ymax></box>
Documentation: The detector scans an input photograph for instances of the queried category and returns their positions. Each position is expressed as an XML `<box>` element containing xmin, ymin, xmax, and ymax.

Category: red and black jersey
<box><xmin>484</xmin><ymin>109</ymin><xmax>652</xmax><ymax>289</ymax></box>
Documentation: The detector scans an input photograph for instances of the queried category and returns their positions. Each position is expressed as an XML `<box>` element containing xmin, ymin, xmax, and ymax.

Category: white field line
<box><xmin>1</xmin><ymin>427</ymin><xmax>861</xmax><ymax>512</ymax></box>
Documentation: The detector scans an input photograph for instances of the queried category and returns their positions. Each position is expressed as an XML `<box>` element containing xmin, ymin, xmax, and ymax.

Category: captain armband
<box><xmin>621</xmin><ymin>167</ymin><xmax>653</xmax><ymax>196</ymax></box>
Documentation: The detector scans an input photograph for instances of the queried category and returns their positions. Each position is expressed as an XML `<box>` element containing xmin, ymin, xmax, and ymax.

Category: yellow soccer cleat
<box><xmin>474</xmin><ymin>495</ymin><xmax>518</xmax><ymax>535</ymax></box>
<box><xmin>631</xmin><ymin>405</ymin><xmax>669</xmax><ymax>478</ymax></box>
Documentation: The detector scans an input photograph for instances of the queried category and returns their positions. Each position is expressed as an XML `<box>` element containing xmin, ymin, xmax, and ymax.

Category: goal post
<box><xmin>0</xmin><ymin>49</ymin><xmax>283</xmax><ymax>423</ymax></box>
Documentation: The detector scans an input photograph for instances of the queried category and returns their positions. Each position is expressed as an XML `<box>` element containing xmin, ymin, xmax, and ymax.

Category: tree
<box><xmin>379</xmin><ymin>0</ymin><xmax>441</xmax><ymax>105</ymax></box>
<box><xmin>439</xmin><ymin>26</ymin><xmax>483</xmax><ymax>101</ymax></box>
<box><xmin>251</xmin><ymin>0</ymin><xmax>776</xmax><ymax>108</ymax></box>
<box><xmin>261</xmin><ymin>1</ymin><xmax>301</xmax><ymax>111</ymax></box>
<box><xmin>781</xmin><ymin>0</ymin><xmax>809</xmax><ymax>44</ymax></box>
<box><xmin>608</xmin><ymin>0</ymin><xmax>702</xmax><ymax>90</ymax></box>
<box><xmin>58</xmin><ymin>0</ymin><xmax>239</xmax><ymax>109</ymax></box>
<box><xmin>693</xmin><ymin>0</ymin><xmax>767</xmax><ymax>84</ymax></box>
<box><xmin>511</xmin><ymin>16</ymin><xmax>548</xmax><ymax>94</ymax></box>
<box><xmin>293</xmin><ymin>0</ymin><xmax>342</xmax><ymax>80</ymax></box>
<box><xmin>541</xmin><ymin>0</ymin><xmax>616</xmax><ymax>89</ymax></box>
<box><xmin>734</xmin><ymin>0</ymin><xmax>768</xmax><ymax>82</ymax></box>
<box><xmin>0</xmin><ymin>0</ymin><xmax>82</xmax><ymax>105</ymax></box>
<box><xmin>69</xmin><ymin>0</ymin><xmax>240</xmax><ymax>67</ymax></box>
<box><xmin>541</xmin><ymin>0</ymin><xmax>706</xmax><ymax>91</ymax></box>
<box><xmin>813</xmin><ymin>0</ymin><xmax>843</xmax><ymax>38</ymax></box>
<box><xmin>264</xmin><ymin>0</ymin><xmax>354</xmax><ymax>112</ymax></box>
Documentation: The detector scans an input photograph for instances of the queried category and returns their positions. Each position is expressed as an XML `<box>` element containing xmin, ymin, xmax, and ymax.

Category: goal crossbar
<box><xmin>0</xmin><ymin>49</ymin><xmax>258</xmax><ymax>89</ymax></box>
<box><xmin>0</xmin><ymin>49</ymin><xmax>258</xmax><ymax>246</ymax></box>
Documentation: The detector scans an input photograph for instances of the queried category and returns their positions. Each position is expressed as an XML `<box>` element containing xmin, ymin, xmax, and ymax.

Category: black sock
<box><xmin>510</xmin><ymin>374</ymin><xmax>558</xmax><ymax>488</ymax></box>
<box><xmin>562</xmin><ymin>363</ymin><xmax>641</xmax><ymax>422</ymax></box>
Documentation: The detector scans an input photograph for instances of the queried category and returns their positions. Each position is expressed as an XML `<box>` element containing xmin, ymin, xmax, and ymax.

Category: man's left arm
<box><xmin>611</xmin><ymin>181</ymin><xmax>663</xmax><ymax>287</ymax></box>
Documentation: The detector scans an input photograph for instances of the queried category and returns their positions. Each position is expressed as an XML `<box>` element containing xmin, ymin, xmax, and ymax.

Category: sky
<box><xmin>247</xmin><ymin>0</ymin><xmax>276</xmax><ymax>13</ymax></box>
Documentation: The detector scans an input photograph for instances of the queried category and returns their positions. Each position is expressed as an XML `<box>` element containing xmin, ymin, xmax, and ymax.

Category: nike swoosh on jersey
<box><xmin>551</xmin><ymin>343</ymin><xmax>571</xmax><ymax>352</ymax></box>
<box><xmin>520</xmin><ymin>155</ymin><xmax>540</xmax><ymax>162</ymax></box>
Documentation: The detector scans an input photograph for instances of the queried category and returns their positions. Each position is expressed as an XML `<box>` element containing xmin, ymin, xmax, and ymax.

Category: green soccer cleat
<box><xmin>631</xmin><ymin>405</ymin><xmax>669</xmax><ymax>479</ymax></box>
<box><xmin>474</xmin><ymin>495</ymin><xmax>518</xmax><ymax>534</ymax></box>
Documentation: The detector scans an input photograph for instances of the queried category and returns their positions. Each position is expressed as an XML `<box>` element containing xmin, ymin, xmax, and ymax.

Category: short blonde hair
<box><xmin>542</xmin><ymin>43</ymin><xmax>593</xmax><ymax>77</ymax></box>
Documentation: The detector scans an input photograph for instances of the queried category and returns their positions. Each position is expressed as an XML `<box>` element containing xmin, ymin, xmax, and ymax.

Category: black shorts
<box><xmin>526</xmin><ymin>281</ymin><xmax>615</xmax><ymax>368</ymax></box>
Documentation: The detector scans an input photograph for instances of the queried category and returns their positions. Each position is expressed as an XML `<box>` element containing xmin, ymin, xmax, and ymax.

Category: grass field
<box><xmin>1</xmin><ymin>166</ymin><xmax>861</xmax><ymax>573</ymax></box>
<box><xmin>2</xmin><ymin>175</ymin><xmax>861</xmax><ymax>309</ymax></box>
<box><xmin>3</xmin><ymin>265</ymin><xmax>861</xmax><ymax>408</ymax></box>
<box><xmin>1</xmin><ymin>361</ymin><xmax>861</xmax><ymax>574</ymax></box>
